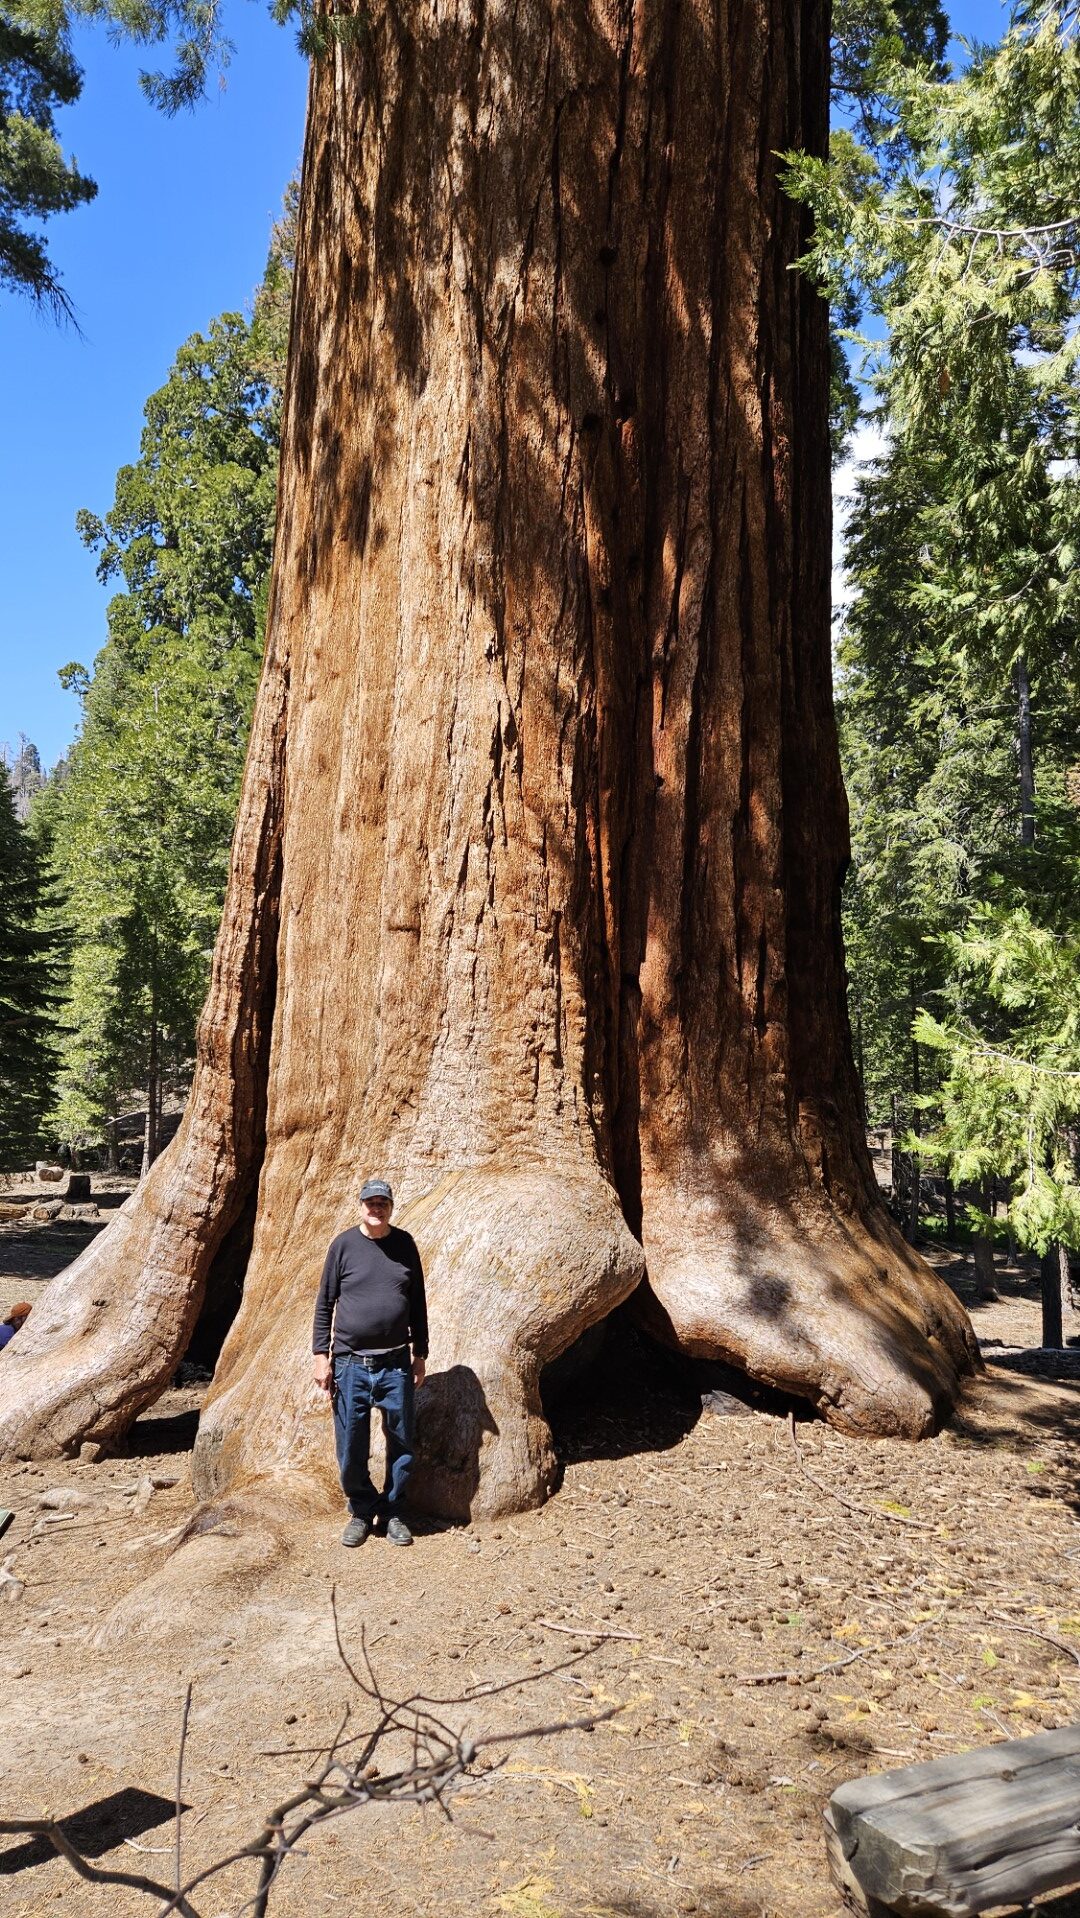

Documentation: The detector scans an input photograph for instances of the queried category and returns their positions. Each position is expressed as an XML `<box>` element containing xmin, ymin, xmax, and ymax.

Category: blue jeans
<box><xmin>332</xmin><ymin>1352</ymin><xmax>415</xmax><ymax>1521</ymax></box>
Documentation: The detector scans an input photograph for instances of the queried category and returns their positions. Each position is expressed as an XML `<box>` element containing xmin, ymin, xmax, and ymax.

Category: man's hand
<box><xmin>313</xmin><ymin>1353</ymin><xmax>333</xmax><ymax>1395</ymax></box>
<box><xmin>412</xmin><ymin>1355</ymin><xmax>426</xmax><ymax>1389</ymax></box>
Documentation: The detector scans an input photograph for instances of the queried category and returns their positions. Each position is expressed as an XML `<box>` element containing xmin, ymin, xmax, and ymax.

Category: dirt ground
<box><xmin>3</xmin><ymin>1218</ymin><xmax>1080</xmax><ymax>1918</ymax></box>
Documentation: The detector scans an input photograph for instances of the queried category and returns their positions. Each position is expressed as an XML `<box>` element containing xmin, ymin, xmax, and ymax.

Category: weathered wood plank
<box><xmin>825</xmin><ymin>1725</ymin><xmax>1080</xmax><ymax>1918</ymax></box>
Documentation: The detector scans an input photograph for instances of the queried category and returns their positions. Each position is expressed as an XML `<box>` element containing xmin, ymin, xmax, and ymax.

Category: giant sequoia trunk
<box><xmin>0</xmin><ymin>0</ymin><xmax>977</xmax><ymax>1515</ymax></box>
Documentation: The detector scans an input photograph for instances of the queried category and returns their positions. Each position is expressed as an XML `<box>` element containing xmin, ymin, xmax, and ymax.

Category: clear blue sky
<box><xmin>0</xmin><ymin>0</ymin><xmax>1007</xmax><ymax>774</ymax></box>
<box><xmin>0</xmin><ymin>2</ymin><xmax>306</xmax><ymax>771</ymax></box>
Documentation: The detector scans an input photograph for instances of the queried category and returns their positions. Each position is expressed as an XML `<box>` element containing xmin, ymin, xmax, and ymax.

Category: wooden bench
<box><xmin>824</xmin><ymin>1725</ymin><xmax>1080</xmax><ymax>1918</ymax></box>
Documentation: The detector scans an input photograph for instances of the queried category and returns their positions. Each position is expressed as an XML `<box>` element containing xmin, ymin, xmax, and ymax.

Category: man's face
<box><xmin>360</xmin><ymin>1195</ymin><xmax>392</xmax><ymax>1233</ymax></box>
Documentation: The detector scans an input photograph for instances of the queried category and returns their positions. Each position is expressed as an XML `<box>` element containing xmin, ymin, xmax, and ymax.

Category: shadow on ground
<box><xmin>126</xmin><ymin>1400</ymin><xmax>202</xmax><ymax>1458</ymax></box>
<box><xmin>0</xmin><ymin>1787</ymin><xmax>182</xmax><ymax>1876</ymax></box>
<box><xmin>0</xmin><ymin>1220</ymin><xmax>109</xmax><ymax>1281</ymax></box>
<box><xmin>597</xmin><ymin>1892</ymin><xmax>773</xmax><ymax>1918</ymax></box>
<box><xmin>544</xmin><ymin>1310</ymin><xmax>805</xmax><ymax>1470</ymax></box>
<box><xmin>596</xmin><ymin>1883</ymin><xmax>1080</xmax><ymax>1918</ymax></box>
<box><xmin>948</xmin><ymin>1368</ymin><xmax>1080</xmax><ymax>1524</ymax></box>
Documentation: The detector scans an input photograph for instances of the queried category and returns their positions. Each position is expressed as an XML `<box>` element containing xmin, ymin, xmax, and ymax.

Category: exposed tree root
<box><xmin>0</xmin><ymin>638</ymin><xmax>285</xmax><ymax>1465</ymax></box>
<box><xmin>636</xmin><ymin>1165</ymin><xmax>979</xmax><ymax>1438</ymax></box>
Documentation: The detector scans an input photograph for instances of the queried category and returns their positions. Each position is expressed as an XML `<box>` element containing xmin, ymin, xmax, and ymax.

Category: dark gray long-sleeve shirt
<box><xmin>312</xmin><ymin>1225</ymin><xmax>428</xmax><ymax>1360</ymax></box>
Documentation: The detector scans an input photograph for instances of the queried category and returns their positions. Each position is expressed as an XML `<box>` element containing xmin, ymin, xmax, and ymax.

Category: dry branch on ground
<box><xmin>0</xmin><ymin>1593</ymin><xmax>619</xmax><ymax>1918</ymax></box>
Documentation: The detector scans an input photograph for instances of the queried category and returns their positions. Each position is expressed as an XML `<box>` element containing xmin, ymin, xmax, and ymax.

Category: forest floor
<box><xmin>3</xmin><ymin>1223</ymin><xmax>1080</xmax><ymax>1918</ymax></box>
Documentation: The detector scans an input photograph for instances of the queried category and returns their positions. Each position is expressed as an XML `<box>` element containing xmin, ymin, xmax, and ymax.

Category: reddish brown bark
<box><xmin>0</xmin><ymin>0</ymin><xmax>976</xmax><ymax>1509</ymax></box>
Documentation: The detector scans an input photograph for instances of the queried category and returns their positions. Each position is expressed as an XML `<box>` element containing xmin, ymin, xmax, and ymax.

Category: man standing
<box><xmin>312</xmin><ymin>1180</ymin><xmax>428</xmax><ymax>1547</ymax></box>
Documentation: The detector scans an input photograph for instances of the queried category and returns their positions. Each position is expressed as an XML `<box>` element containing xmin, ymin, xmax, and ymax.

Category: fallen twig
<box><xmin>979</xmin><ymin>1704</ymin><xmax>1017</xmax><ymax>1742</ymax></box>
<box><xmin>986</xmin><ymin>1613</ymin><xmax>1080</xmax><ymax>1667</ymax></box>
<box><xmin>734</xmin><ymin>1644</ymin><xmax>877</xmax><ymax>1686</ymax></box>
<box><xmin>175</xmin><ymin>1681</ymin><xmax>193</xmax><ymax>1895</ymax></box>
<box><xmin>0</xmin><ymin>1816</ymin><xmax>196</xmax><ymax>1916</ymax></box>
<box><xmin>536</xmin><ymin>1618</ymin><xmax>642</xmax><ymax>1643</ymax></box>
<box><xmin>1</xmin><ymin>1589</ymin><xmax>620</xmax><ymax>1918</ymax></box>
<box><xmin>787</xmin><ymin>1413</ymin><xmax>932</xmax><ymax>1530</ymax></box>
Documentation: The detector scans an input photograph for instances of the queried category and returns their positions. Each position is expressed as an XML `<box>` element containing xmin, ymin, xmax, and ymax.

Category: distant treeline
<box><xmin>0</xmin><ymin>189</ymin><xmax>295</xmax><ymax>1173</ymax></box>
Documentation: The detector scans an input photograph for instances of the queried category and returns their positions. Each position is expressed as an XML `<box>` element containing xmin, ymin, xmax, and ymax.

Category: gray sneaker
<box><xmin>341</xmin><ymin>1516</ymin><xmax>371</xmax><ymax>1548</ymax></box>
<box><xmin>385</xmin><ymin>1516</ymin><xmax>413</xmax><ymax>1547</ymax></box>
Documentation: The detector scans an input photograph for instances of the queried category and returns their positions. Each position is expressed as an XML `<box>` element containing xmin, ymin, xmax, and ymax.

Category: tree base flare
<box><xmin>0</xmin><ymin>1148</ymin><xmax>214</xmax><ymax>1461</ymax></box>
<box><xmin>93</xmin><ymin>1495</ymin><xmax>293</xmax><ymax>1646</ymax></box>
<box><xmin>636</xmin><ymin>1171</ymin><xmax>979</xmax><ymax>1438</ymax></box>
<box><xmin>192</xmin><ymin>1168</ymin><xmax>645</xmax><ymax>1522</ymax></box>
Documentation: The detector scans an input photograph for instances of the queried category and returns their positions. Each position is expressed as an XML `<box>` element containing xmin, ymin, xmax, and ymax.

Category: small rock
<box><xmin>80</xmin><ymin>1441</ymin><xmax>106</xmax><ymax>1464</ymax></box>
<box><xmin>37</xmin><ymin>1487</ymin><xmax>90</xmax><ymax>1511</ymax></box>
<box><xmin>1</xmin><ymin>1562</ymin><xmax>25</xmax><ymax>1602</ymax></box>
<box><xmin>149</xmin><ymin>1474</ymin><xmax>179</xmax><ymax>1491</ymax></box>
<box><xmin>700</xmin><ymin>1389</ymin><xmax>753</xmax><ymax>1418</ymax></box>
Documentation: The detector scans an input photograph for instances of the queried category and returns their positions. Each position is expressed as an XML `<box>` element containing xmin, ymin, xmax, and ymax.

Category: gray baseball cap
<box><xmin>359</xmin><ymin>1178</ymin><xmax>394</xmax><ymax>1204</ymax></box>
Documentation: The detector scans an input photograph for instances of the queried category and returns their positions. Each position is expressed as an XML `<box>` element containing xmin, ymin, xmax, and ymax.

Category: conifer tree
<box><xmin>0</xmin><ymin>761</ymin><xmax>60</xmax><ymax>1163</ymax></box>
<box><xmin>0</xmin><ymin>2</ymin><xmax>96</xmax><ymax>312</ymax></box>
<box><xmin>47</xmin><ymin>312</ymin><xmax>279</xmax><ymax>1164</ymax></box>
<box><xmin>794</xmin><ymin>2</ymin><xmax>1080</xmax><ymax>1257</ymax></box>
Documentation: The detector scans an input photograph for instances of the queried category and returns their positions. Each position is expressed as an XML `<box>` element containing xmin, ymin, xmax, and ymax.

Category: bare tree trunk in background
<box><xmin>944</xmin><ymin>1178</ymin><xmax>956</xmax><ymax>1241</ymax></box>
<box><xmin>1017</xmin><ymin>654</ymin><xmax>1035</xmax><ymax>848</ymax></box>
<box><xmin>0</xmin><ymin>0</ymin><xmax>976</xmax><ymax>1510</ymax></box>
<box><xmin>140</xmin><ymin>993</ymin><xmax>159</xmax><ymax>1180</ymax></box>
<box><xmin>907</xmin><ymin>995</ymin><xmax>921</xmax><ymax>1243</ymax></box>
<box><xmin>1041</xmin><ymin>1243</ymin><xmax>1066</xmax><ymax>1349</ymax></box>
<box><xmin>973</xmin><ymin>1178</ymin><xmax>999</xmax><ymax>1302</ymax></box>
<box><xmin>854</xmin><ymin>991</ymin><xmax>866</xmax><ymax>1123</ymax></box>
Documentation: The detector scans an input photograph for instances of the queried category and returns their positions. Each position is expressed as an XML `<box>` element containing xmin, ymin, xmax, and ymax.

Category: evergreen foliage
<box><xmin>2</xmin><ymin>736</ymin><xmax>46</xmax><ymax>819</ymax></box>
<box><xmin>248</xmin><ymin>173</ymin><xmax>296</xmax><ymax>397</ymax></box>
<box><xmin>915</xmin><ymin>913</ymin><xmax>1080</xmax><ymax>1252</ymax></box>
<box><xmin>826</xmin><ymin>0</ymin><xmax>950</xmax><ymax>454</ymax></box>
<box><xmin>0</xmin><ymin>0</ymin><xmax>96</xmax><ymax>312</ymax></box>
<box><xmin>44</xmin><ymin>311</ymin><xmax>279</xmax><ymax>1158</ymax></box>
<box><xmin>791</xmin><ymin>0</ymin><xmax>1080</xmax><ymax>1252</ymax></box>
<box><xmin>0</xmin><ymin>761</ymin><xmax>62</xmax><ymax>1163</ymax></box>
